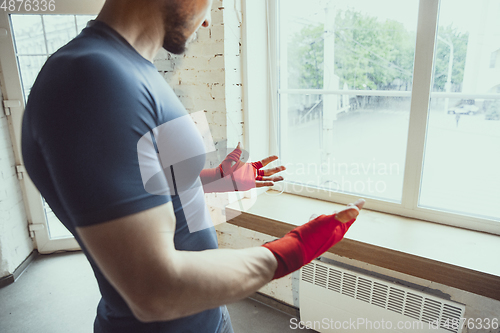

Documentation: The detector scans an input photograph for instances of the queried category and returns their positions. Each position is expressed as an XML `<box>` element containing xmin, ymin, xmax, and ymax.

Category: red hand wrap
<box><xmin>200</xmin><ymin>148</ymin><xmax>263</xmax><ymax>192</ymax></box>
<box><xmin>252</xmin><ymin>161</ymin><xmax>263</xmax><ymax>170</ymax></box>
<box><xmin>262</xmin><ymin>214</ymin><xmax>355</xmax><ymax>280</ymax></box>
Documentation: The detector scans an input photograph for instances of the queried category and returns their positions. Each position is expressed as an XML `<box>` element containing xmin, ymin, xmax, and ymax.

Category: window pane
<box><xmin>278</xmin><ymin>0</ymin><xmax>419</xmax><ymax>202</ymax></box>
<box><xmin>10</xmin><ymin>14</ymin><xmax>96</xmax><ymax>239</ymax></box>
<box><xmin>281</xmin><ymin>94</ymin><xmax>410</xmax><ymax>201</ymax></box>
<box><xmin>281</xmin><ymin>0</ymin><xmax>418</xmax><ymax>91</ymax></box>
<box><xmin>420</xmin><ymin>0</ymin><xmax>500</xmax><ymax>220</ymax></box>
<box><xmin>10</xmin><ymin>15</ymin><xmax>46</xmax><ymax>55</ymax></box>
<box><xmin>43</xmin><ymin>15</ymin><xmax>78</xmax><ymax>53</ymax></box>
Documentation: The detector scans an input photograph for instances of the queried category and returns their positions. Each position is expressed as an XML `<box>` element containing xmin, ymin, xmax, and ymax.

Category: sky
<box><xmin>281</xmin><ymin>0</ymin><xmax>492</xmax><ymax>36</ymax></box>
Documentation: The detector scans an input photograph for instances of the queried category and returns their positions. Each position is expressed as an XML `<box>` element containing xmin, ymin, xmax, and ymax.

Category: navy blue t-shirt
<box><xmin>22</xmin><ymin>20</ymin><xmax>222</xmax><ymax>333</ymax></box>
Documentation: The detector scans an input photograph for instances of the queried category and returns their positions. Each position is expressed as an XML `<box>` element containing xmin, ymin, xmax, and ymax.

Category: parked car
<box><xmin>447</xmin><ymin>99</ymin><xmax>479</xmax><ymax>115</ymax></box>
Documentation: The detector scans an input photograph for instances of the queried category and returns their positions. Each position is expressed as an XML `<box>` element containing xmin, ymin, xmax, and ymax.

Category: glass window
<box><xmin>10</xmin><ymin>14</ymin><xmax>96</xmax><ymax>239</ymax></box>
<box><xmin>419</xmin><ymin>0</ymin><xmax>500</xmax><ymax>220</ymax></box>
<box><xmin>278</xmin><ymin>0</ymin><xmax>419</xmax><ymax>202</ymax></box>
<box><xmin>11</xmin><ymin>14</ymin><xmax>95</xmax><ymax>102</ymax></box>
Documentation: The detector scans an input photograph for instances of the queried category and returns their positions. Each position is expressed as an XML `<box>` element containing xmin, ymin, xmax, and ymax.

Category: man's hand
<box><xmin>200</xmin><ymin>143</ymin><xmax>286</xmax><ymax>192</ymax></box>
<box><xmin>227</xmin><ymin>142</ymin><xmax>286</xmax><ymax>188</ymax></box>
<box><xmin>263</xmin><ymin>199</ymin><xmax>366</xmax><ymax>280</ymax></box>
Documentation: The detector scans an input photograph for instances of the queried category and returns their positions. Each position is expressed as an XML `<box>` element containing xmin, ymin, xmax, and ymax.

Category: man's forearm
<box><xmin>135</xmin><ymin>247</ymin><xmax>277</xmax><ymax>322</ymax></box>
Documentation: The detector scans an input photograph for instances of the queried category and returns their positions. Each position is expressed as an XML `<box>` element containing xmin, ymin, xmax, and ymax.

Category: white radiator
<box><xmin>299</xmin><ymin>261</ymin><xmax>465</xmax><ymax>333</ymax></box>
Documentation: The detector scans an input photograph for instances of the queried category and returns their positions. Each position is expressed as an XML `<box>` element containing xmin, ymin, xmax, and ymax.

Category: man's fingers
<box><xmin>258</xmin><ymin>176</ymin><xmax>284</xmax><ymax>182</ymax></box>
<box><xmin>255</xmin><ymin>181</ymin><xmax>275</xmax><ymax>188</ymax></box>
<box><xmin>335</xmin><ymin>199</ymin><xmax>366</xmax><ymax>223</ymax></box>
<box><xmin>260</xmin><ymin>155</ymin><xmax>279</xmax><ymax>167</ymax></box>
<box><xmin>354</xmin><ymin>199</ymin><xmax>365</xmax><ymax>210</ymax></box>
<box><xmin>255</xmin><ymin>175</ymin><xmax>285</xmax><ymax>188</ymax></box>
<box><xmin>261</xmin><ymin>166</ymin><xmax>286</xmax><ymax>176</ymax></box>
<box><xmin>335</xmin><ymin>207</ymin><xmax>359</xmax><ymax>223</ymax></box>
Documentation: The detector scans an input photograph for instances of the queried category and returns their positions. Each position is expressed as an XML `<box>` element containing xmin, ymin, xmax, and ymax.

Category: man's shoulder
<box><xmin>45</xmin><ymin>38</ymin><xmax>127</xmax><ymax>78</ymax></box>
<box><xmin>32</xmin><ymin>37</ymin><xmax>149</xmax><ymax>105</ymax></box>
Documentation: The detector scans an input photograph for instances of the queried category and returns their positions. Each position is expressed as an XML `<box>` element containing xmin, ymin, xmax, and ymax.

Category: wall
<box><xmin>0</xmin><ymin>88</ymin><xmax>33</xmax><ymax>279</ymax></box>
<box><xmin>154</xmin><ymin>0</ymin><xmax>244</xmax><ymax>225</ymax></box>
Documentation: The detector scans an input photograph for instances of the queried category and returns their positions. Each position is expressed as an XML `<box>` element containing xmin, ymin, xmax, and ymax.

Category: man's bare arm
<box><xmin>76</xmin><ymin>200</ymin><xmax>362</xmax><ymax>323</ymax></box>
<box><xmin>76</xmin><ymin>202</ymin><xmax>277</xmax><ymax>323</ymax></box>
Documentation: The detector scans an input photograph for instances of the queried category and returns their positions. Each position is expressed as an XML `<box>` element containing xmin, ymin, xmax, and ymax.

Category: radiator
<box><xmin>299</xmin><ymin>261</ymin><xmax>465</xmax><ymax>333</ymax></box>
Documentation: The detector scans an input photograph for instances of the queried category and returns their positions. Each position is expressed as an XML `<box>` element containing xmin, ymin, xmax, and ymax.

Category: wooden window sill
<box><xmin>225</xmin><ymin>191</ymin><xmax>500</xmax><ymax>302</ymax></box>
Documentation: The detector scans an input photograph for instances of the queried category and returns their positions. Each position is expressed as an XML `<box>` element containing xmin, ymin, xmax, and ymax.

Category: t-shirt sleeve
<box><xmin>28</xmin><ymin>53</ymin><xmax>170</xmax><ymax>227</ymax></box>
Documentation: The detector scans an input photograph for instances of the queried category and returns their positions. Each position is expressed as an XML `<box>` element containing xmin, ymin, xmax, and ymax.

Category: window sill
<box><xmin>225</xmin><ymin>190</ymin><xmax>500</xmax><ymax>302</ymax></box>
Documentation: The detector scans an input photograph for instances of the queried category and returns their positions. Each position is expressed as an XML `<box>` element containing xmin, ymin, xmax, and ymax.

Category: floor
<box><xmin>0</xmin><ymin>252</ymin><xmax>316</xmax><ymax>333</ymax></box>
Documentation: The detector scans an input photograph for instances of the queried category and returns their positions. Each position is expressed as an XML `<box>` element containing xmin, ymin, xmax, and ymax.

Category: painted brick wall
<box><xmin>154</xmin><ymin>0</ymin><xmax>244</xmax><ymax>225</ymax></box>
<box><xmin>154</xmin><ymin>0</ymin><xmax>243</xmax><ymax>145</ymax></box>
<box><xmin>0</xmin><ymin>89</ymin><xmax>33</xmax><ymax>278</ymax></box>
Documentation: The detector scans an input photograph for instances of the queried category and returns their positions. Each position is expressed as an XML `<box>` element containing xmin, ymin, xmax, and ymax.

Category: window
<box><xmin>271</xmin><ymin>0</ymin><xmax>500</xmax><ymax>234</ymax></box>
<box><xmin>10</xmin><ymin>14</ymin><xmax>95</xmax><ymax>239</ymax></box>
<box><xmin>0</xmin><ymin>1</ymin><xmax>103</xmax><ymax>253</ymax></box>
<box><xmin>11</xmin><ymin>14</ymin><xmax>94</xmax><ymax>102</ymax></box>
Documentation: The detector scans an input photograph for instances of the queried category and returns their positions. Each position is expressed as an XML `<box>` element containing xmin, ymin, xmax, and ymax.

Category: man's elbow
<box><xmin>130</xmin><ymin>296</ymin><xmax>185</xmax><ymax>323</ymax></box>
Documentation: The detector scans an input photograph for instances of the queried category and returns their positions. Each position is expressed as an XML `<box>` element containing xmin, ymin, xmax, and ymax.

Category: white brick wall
<box><xmin>0</xmin><ymin>89</ymin><xmax>33</xmax><ymax>278</ymax></box>
<box><xmin>154</xmin><ymin>0</ymin><xmax>244</xmax><ymax>225</ymax></box>
<box><xmin>154</xmin><ymin>0</ymin><xmax>244</xmax><ymax>144</ymax></box>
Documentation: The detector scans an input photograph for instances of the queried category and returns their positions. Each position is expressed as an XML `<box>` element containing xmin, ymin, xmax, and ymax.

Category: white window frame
<box><xmin>242</xmin><ymin>0</ymin><xmax>500</xmax><ymax>235</ymax></box>
<box><xmin>0</xmin><ymin>0</ymin><xmax>104</xmax><ymax>253</ymax></box>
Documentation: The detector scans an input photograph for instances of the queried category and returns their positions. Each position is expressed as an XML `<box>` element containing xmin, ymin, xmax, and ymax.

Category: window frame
<box><xmin>0</xmin><ymin>0</ymin><xmax>104</xmax><ymax>253</ymax></box>
<box><xmin>257</xmin><ymin>0</ymin><xmax>500</xmax><ymax>235</ymax></box>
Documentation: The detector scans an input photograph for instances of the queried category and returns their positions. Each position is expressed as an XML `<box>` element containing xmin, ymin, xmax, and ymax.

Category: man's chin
<box><xmin>163</xmin><ymin>42</ymin><xmax>186</xmax><ymax>55</ymax></box>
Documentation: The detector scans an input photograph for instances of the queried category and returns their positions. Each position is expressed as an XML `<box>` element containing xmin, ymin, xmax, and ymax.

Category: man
<box><xmin>21</xmin><ymin>0</ymin><xmax>364</xmax><ymax>332</ymax></box>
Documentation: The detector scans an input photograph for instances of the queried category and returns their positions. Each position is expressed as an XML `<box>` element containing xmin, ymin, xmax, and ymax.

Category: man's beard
<box><xmin>161</xmin><ymin>3</ymin><xmax>198</xmax><ymax>55</ymax></box>
<box><xmin>163</xmin><ymin>28</ymin><xmax>188</xmax><ymax>55</ymax></box>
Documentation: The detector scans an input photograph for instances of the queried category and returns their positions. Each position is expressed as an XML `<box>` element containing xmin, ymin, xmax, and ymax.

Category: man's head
<box><xmin>161</xmin><ymin>0</ymin><xmax>212</xmax><ymax>54</ymax></box>
<box><xmin>96</xmin><ymin>0</ymin><xmax>213</xmax><ymax>60</ymax></box>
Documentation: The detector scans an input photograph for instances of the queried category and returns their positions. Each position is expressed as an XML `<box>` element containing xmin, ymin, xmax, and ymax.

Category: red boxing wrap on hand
<box><xmin>199</xmin><ymin>148</ymin><xmax>264</xmax><ymax>193</ymax></box>
<box><xmin>262</xmin><ymin>214</ymin><xmax>355</xmax><ymax>280</ymax></box>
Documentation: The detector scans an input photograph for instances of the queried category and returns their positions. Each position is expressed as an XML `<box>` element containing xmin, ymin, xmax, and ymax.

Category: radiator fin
<box><xmin>422</xmin><ymin>298</ymin><xmax>442</xmax><ymax>324</ymax></box>
<box><xmin>300</xmin><ymin>261</ymin><xmax>465</xmax><ymax>333</ymax></box>
<box><xmin>327</xmin><ymin>268</ymin><xmax>341</xmax><ymax>293</ymax></box>
<box><xmin>315</xmin><ymin>265</ymin><xmax>328</xmax><ymax>289</ymax></box>
<box><xmin>404</xmin><ymin>293</ymin><xmax>423</xmax><ymax>320</ymax></box>
<box><xmin>388</xmin><ymin>287</ymin><xmax>405</xmax><ymax>314</ymax></box>
<box><xmin>302</xmin><ymin>264</ymin><xmax>314</xmax><ymax>284</ymax></box>
<box><xmin>356</xmin><ymin>277</ymin><xmax>372</xmax><ymax>303</ymax></box>
<box><xmin>371</xmin><ymin>282</ymin><xmax>388</xmax><ymax>308</ymax></box>
<box><xmin>341</xmin><ymin>273</ymin><xmax>356</xmax><ymax>298</ymax></box>
<box><xmin>439</xmin><ymin>304</ymin><xmax>464</xmax><ymax>333</ymax></box>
